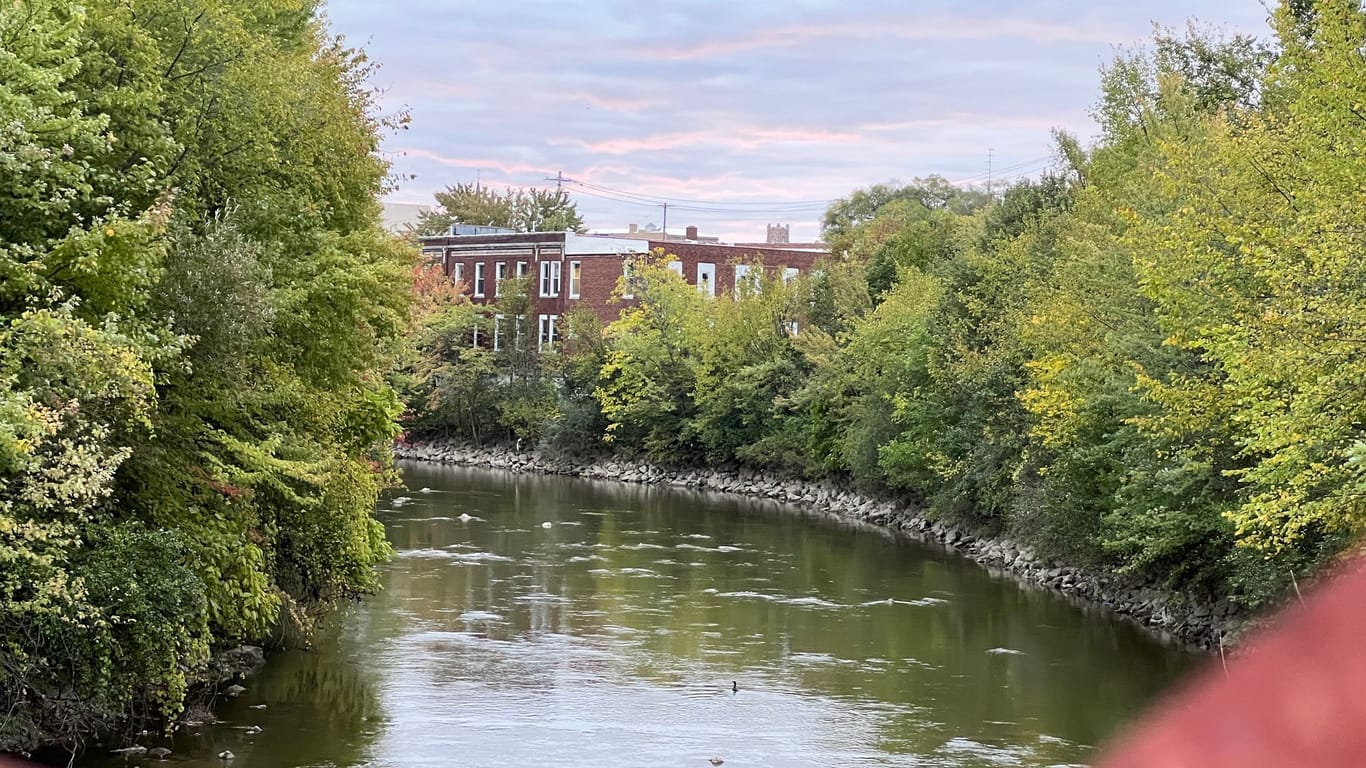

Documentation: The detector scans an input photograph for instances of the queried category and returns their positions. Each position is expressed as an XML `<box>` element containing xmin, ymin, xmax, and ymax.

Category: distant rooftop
<box><xmin>448</xmin><ymin>223</ymin><xmax>518</xmax><ymax>236</ymax></box>
<box><xmin>380</xmin><ymin>202</ymin><xmax>431</xmax><ymax>233</ymax></box>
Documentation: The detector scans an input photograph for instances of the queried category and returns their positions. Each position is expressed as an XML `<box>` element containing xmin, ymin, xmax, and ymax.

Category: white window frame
<box><xmin>494</xmin><ymin>262</ymin><xmax>507</xmax><ymax>297</ymax></box>
<box><xmin>667</xmin><ymin>260</ymin><xmax>683</xmax><ymax>277</ymax></box>
<box><xmin>516</xmin><ymin>261</ymin><xmax>529</xmax><ymax>278</ymax></box>
<box><xmin>568</xmin><ymin>260</ymin><xmax>582</xmax><ymax>299</ymax></box>
<box><xmin>538</xmin><ymin>313</ymin><xmax>558</xmax><ymax>350</ymax></box>
<box><xmin>474</xmin><ymin>262</ymin><xmax>486</xmax><ymax>297</ymax></box>
<box><xmin>452</xmin><ymin>262</ymin><xmax>464</xmax><ymax>286</ymax></box>
<box><xmin>782</xmin><ymin>267</ymin><xmax>800</xmax><ymax>284</ymax></box>
<box><xmin>734</xmin><ymin>264</ymin><xmax>754</xmax><ymax>296</ymax></box>
<box><xmin>697</xmin><ymin>262</ymin><xmax>716</xmax><ymax>297</ymax></box>
<box><xmin>539</xmin><ymin>260</ymin><xmax>561</xmax><ymax>298</ymax></box>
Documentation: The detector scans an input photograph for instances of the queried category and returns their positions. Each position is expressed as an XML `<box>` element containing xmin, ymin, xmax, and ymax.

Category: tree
<box><xmin>1</xmin><ymin>0</ymin><xmax>409</xmax><ymax>751</ymax></box>
<box><xmin>595</xmin><ymin>254</ymin><xmax>706</xmax><ymax>461</ymax></box>
<box><xmin>416</xmin><ymin>184</ymin><xmax>585</xmax><ymax>235</ymax></box>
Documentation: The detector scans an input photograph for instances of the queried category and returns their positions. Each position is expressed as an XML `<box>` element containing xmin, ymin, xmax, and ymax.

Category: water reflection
<box><xmin>76</xmin><ymin>462</ymin><xmax>1194</xmax><ymax>768</ymax></box>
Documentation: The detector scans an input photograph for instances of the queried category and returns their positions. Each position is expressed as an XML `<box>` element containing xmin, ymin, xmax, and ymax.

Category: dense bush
<box><xmin>1</xmin><ymin>0</ymin><xmax>410</xmax><ymax>751</ymax></box>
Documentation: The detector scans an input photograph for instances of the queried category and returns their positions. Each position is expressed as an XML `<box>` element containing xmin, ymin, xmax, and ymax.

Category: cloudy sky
<box><xmin>324</xmin><ymin>1</ymin><xmax>1274</xmax><ymax>242</ymax></box>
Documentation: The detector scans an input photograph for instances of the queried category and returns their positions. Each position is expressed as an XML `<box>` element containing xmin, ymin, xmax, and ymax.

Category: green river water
<box><xmin>79</xmin><ymin>461</ymin><xmax>1197</xmax><ymax>767</ymax></box>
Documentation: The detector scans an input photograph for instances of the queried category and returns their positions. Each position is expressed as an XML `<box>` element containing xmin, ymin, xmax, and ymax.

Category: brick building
<box><xmin>419</xmin><ymin>227</ymin><xmax>826</xmax><ymax>349</ymax></box>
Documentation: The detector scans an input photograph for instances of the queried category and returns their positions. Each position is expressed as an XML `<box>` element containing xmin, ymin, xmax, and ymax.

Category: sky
<box><xmin>323</xmin><ymin>1</ymin><xmax>1275</xmax><ymax>243</ymax></box>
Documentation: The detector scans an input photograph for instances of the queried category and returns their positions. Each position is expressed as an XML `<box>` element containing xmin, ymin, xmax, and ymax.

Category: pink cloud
<box><xmin>557</xmin><ymin>126</ymin><xmax>863</xmax><ymax>155</ymax></box>
<box><xmin>646</xmin><ymin>16</ymin><xmax>1124</xmax><ymax>61</ymax></box>
<box><xmin>396</xmin><ymin>148</ymin><xmax>549</xmax><ymax>177</ymax></box>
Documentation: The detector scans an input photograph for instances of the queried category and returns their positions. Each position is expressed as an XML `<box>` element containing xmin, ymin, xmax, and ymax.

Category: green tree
<box><xmin>0</xmin><ymin>0</ymin><xmax>411</xmax><ymax>751</ymax></box>
<box><xmin>596</xmin><ymin>254</ymin><xmax>706</xmax><ymax>461</ymax></box>
<box><xmin>416</xmin><ymin>184</ymin><xmax>585</xmax><ymax>235</ymax></box>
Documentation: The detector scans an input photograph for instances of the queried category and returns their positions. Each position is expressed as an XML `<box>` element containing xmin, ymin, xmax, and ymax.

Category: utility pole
<box><xmin>548</xmin><ymin>170</ymin><xmax>565</xmax><ymax>191</ymax></box>
<box><xmin>986</xmin><ymin>148</ymin><xmax>993</xmax><ymax>198</ymax></box>
<box><xmin>660</xmin><ymin>202</ymin><xmax>668</xmax><ymax>238</ymax></box>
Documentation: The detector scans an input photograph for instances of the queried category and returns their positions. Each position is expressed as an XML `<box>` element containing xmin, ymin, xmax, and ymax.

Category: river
<box><xmin>78</xmin><ymin>462</ymin><xmax>1195</xmax><ymax>767</ymax></box>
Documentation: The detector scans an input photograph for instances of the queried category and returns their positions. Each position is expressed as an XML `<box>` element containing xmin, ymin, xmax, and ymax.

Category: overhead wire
<box><xmin>561</xmin><ymin>157</ymin><xmax>1057</xmax><ymax>216</ymax></box>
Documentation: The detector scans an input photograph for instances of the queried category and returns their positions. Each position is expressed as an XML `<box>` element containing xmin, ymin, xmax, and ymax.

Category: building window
<box><xmin>516</xmin><ymin>261</ymin><xmax>529</xmax><ymax>278</ymax></box>
<box><xmin>621</xmin><ymin>261</ymin><xmax>635</xmax><ymax>299</ymax></box>
<box><xmin>538</xmin><ymin>314</ymin><xmax>558</xmax><ymax>350</ymax></box>
<box><xmin>697</xmin><ymin>262</ymin><xmax>716</xmax><ymax>297</ymax></box>
<box><xmin>734</xmin><ymin>264</ymin><xmax>755</xmax><ymax>296</ymax></box>
<box><xmin>539</xmin><ymin>260</ymin><xmax>561</xmax><ymax>297</ymax></box>
<box><xmin>495</xmin><ymin>262</ymin><xmax>507</xmax><ymax>296</ymax></box>
<box><xmin>568</xmin><ymin>261</ymin><xmax>582</xmax><ymax>299</ymax></box>
<box><xmin>474</xmin><ymin>262</ymin><xmax>486</xmax><ymax>297</ymax></box>
<box><xmin>452</xmin><ymin>262</ymin><xmax>465</xmax><ymax>286</ymax></box>
<box><xmin>493</xmin><ymin>314</ymin><xmax>504</xmax><ymax>351</ymax></box>
<box><xmin>783</xmin><ymin>267</ymin><xmax>800</xmax><ymax>284</ymax></box>
<box><xmin>667</xmin><ymin>260</ymin><xmax>683</xmax><ymax>277</ymax></box>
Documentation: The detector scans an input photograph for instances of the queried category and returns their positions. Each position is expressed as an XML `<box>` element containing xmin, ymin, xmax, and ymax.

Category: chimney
<box><xmin>685</xmin><ymin>225</ymin><xmax>698</xmax><ymax>241</ymax></box>
<box><xmin>628</xmin><ymin>223</ymin><xmax>638</xmax><ymax>234</ymax></box>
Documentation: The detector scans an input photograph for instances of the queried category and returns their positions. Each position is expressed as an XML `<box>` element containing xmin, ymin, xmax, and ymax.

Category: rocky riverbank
<box><xmin>394</xmin><ymin>439</ymin><xmax>1249</xmax><ymax>652</ymax></box>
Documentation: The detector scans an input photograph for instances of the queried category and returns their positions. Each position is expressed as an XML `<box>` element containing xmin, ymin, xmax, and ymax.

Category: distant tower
<box><xmin>766</xmin><ymin>223</ymin><xmax>790</xmax><ymax>244</ymax></box>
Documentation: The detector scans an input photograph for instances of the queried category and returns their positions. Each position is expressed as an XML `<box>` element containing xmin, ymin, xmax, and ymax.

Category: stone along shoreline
<box><xmin>394</xmin><ymin>440</ymin><xmax>1248</xmax><ymax>652</ymax></box>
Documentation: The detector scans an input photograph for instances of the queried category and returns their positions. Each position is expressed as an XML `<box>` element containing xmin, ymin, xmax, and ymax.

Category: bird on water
<box><xmin>709</xmin><ymin>758</ymin><xmax>725</xmax><ymax>766</ymax></box>
<box><xmin>731</xmin><ymin>680</ymin><xmax>738</xmax><ymax>693</ymax></box>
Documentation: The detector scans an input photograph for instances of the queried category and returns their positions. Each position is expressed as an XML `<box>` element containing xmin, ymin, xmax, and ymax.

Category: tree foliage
<box><xmin>0</xmin><ymin>0</ymin><xmax>411</xmax><ymax>751</ymax></box>
<box><xmin>415</xmin><ymin>184</ymin><xmax>586</xmax><ymax>235</ymax></box>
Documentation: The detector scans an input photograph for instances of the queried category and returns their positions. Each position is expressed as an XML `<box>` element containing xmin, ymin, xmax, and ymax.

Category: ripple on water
<box><xmin>396</xmin><ymin>548</ymin><xmax>463</xmax><ymax>559</ymax></box>
<box><xmin>455</xmin><ymin>551</ymin><xmax>516</xmax><ymax>563</ymax></box>
<box><xmin>566</xmin><ymin>554</ymin><xmax>609</xmax><ymax>563</ymax></box>
<box><xmin>457</xmin><ymin>611</ymin><xmax>506</xmax><ymax>623</ymax></box>
<box><xmin>938</xmin><ymin>736</ymin><xmax>1032</xmax><ymax>766</ymax></box>
<box><xmin>512</xmin><ymin>592</ymin><xmax>570</xmax><ymax>604</ymax></box>
<box><xmin>715</xmin><ymin>591</ymin><xmax>847</xmax><ymax>610</ymax></box>
<box><xmin>586</xmin><ymin>567</ymin><xmax>665</xmax><ymax>578</ymax></box>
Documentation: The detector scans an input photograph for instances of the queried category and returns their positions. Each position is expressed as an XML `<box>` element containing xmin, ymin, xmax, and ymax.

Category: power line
<box><xmin>556</xmin><ymin>160</ymin><xmax>1057</xmax><ymax>218</ymax></box>
<box><xmin>571</xmin><ymin>179</ymin><xmax>835</xmax><ymax>208</ymax></box>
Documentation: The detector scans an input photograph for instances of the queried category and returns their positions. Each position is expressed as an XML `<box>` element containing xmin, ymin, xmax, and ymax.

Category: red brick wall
<box><xmin>565</xmin><ymin>256</ymin><xmax>627</xmax><ymax>323</ymax></box>
<box><xmin>646</xmin><ymin>241</ymin><xmax>822</xmax><ymax>297</ymax></box>
<box><xmin>427</xmin><ymin>236</ymin><xmax>827</xmax><ymax>328</ymax></box>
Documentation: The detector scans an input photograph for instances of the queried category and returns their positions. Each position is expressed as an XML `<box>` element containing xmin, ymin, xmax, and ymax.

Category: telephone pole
<box><xmin>660</xmin><ymin>202</ymin><xmax>668</xmax><ymax>238</ymax></box>
<box><xmin>986</xmin><ymin>148</ymin><xmax>994</xmax><ymax>198</ymax></box>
